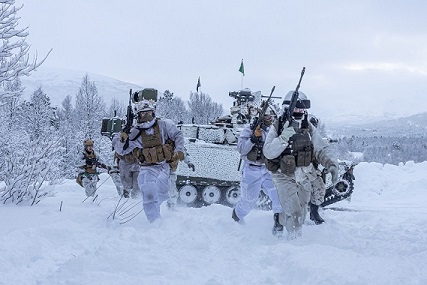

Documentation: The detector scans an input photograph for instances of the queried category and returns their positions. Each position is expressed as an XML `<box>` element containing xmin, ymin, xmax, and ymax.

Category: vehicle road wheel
<box><xmin>178</xmin><ymin>185</ymin><xmax>198</xmax><ymax>204</ymax></box>
<box><xmin>225</xmin><ymin>186</ymin><xmax>241</xmax><ymax>205</ymax></box>
<box><xmin>333</xmin><ymin>179</ymin><xmax>351</xmax><ymax>196</ymax></box>
<box><xmin>202</xmin><ymin>186</ymin><xmax>221</xmax><ymax>204</ymax></box>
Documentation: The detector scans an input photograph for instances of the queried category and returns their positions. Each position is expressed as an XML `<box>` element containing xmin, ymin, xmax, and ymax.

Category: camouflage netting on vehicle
<box><xmin>177</xmin><ymin>140</ymin><xmax>241</xmax><ymax>182</ymax></box>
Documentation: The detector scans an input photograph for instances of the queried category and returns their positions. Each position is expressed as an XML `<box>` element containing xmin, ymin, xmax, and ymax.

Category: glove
<box><xmin>250</xmin><ymin>135</ymin><xmax>261</xmax><ymax>144</ymax></box>
<box><xmin>328</xmin><ymin>165</ymin><xmax>339</xmax><ymax>185</ymax></box>
<box><xmin>187</xmin><ymin>163</ymin><xmax>195</xmax><ymax>172</ymax></box>
<box><xmin>250</xmin><ymin>125</ymin><xmax>262</xmax><ymax>143</ymax></box>
<box><xmin>254</xmin><ymin>125</ymin><xmax>262</xmax><ymax>137</ymax></box>
<box><xmin>172</xmin><ymin>151</ymin><xmax>185</xmax><ymax>161</ymax></box>
<box><xmin>120</xmin><ymin>132</ymin><xmax>128</xmax><ymax>143</ymax></box>
<box><xmin>279</xmin><ymin>122</ymin><xmax>296</xmax><ymax>143</ymax></box>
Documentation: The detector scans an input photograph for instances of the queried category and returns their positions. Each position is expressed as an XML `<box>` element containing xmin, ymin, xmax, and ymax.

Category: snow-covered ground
<box><xmin>1</xmin><ymin>161</ymin><xmax>426</xmax><ymax>285</ymax></box>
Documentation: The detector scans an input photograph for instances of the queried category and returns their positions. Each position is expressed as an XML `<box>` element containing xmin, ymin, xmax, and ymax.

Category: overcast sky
<box><xmin>16</xmin><ymin>0</ymin><xmax>427</xmax><ymax>121</ymax></box>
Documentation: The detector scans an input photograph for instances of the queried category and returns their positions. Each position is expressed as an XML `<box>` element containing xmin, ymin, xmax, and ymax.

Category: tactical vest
<box><xmin>265</xmin><ymin>121</ymin><xmax>314</xmax><ymax>175</ymax></box>
<box><xmin>135</xmin><ymin>120</ymin><xmax>174</xmax><ymax>164</ymax></box>
<box><xmin>247</xmin><ymin>143</ymin><xmax>265</xmax><ymax>163</ymax></box>
<box><xmin>84</xmin><ymin>151</ymin><xmax>97</xmax><ymax>174</ymax></box>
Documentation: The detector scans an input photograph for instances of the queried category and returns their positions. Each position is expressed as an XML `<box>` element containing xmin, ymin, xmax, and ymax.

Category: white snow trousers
<box><xmin>119</xmin><ymin>159</ymin><xmax>140</xmax><ymax>198</ymax></box>
<box><xmin>137</xmin><ymin>163</ymin><xmax>170</xmax><ymax>223</ymax></box>
<box><xmin>234</xmin><ymin>163</ymin><xmax>282</xmax><ymax>220</ymax></box>
<box><xmin>82</xmin><ymin>175</ymin><xmax>98</xmax><ymax>197</ymax></box>
<box><xmin>168</xmin><ymin>171</ymin><xmax>178</xmax><ymax>207</ymax></box>
<box><xmin>271</xmin><ymin>167</ymin><xmax>315</xmax><ymax>236</ymax></box>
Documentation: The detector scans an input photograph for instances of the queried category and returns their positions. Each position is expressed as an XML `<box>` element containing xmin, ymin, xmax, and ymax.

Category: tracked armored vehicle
<box><xmin>174</xmin><ymin>89</ymin><xmax>356</xmax><ymax>209</ymax></box>
<box><xmin>101</xmin><ymin>88</ymin><xmax>356</xmax><ymax>209</ymax></box>
<box><xmin>174</xmin><ymin>88</ymin><xmax>263</xmax><ymax>207</ymax></box>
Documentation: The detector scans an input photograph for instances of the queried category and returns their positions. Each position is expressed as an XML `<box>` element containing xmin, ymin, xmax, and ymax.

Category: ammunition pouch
<box><xmin>247</xmin><ymin>145</ymin><xmax>264</xmax><ymax>163</ymax></box>
<box><xmin>265</xmin><ymin>132</ymin><xmax>314</xmax><ymax>175</ymax></box>
<box><xmin>280</xmin><ymin>155</ymin><xmax>296</xmax><ymax>176</ymax></box>
<box><xmin>133</xmin><ymin>148</ymin><xmax>144</xmax><ymax>163</ymax></box>
<box><xmin>119</xmin><ymin>152</ymin><xmax>136</xmax><ymax>164</ymax></box>
<box><xmin>265</xmin><ymin>157</ymin><xmax>280</xmax><ymax>173</ymax></box>
<box><xmin>290</xmin><ymin>132</ymin><xmax>313</xmax><ymax>167</ymax></box>
<box><xmin>138</xmin><ymin>144</ymin><xmax>174</xmax><ymax>164</ymax></box>
<box><xmin>85</xmin><ymin>166</ymin><xmax>96</xmax><ymax>174</ymax></box>
<box><xmin>295</xmin><ymin>150</ymin><xmax>312</xmax><ymax>167</ymax></box>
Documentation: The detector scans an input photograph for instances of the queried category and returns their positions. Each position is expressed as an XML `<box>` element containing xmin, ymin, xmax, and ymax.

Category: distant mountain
<box><xmin>327</xmin><ymin>112</ymin><xmax>427</xmax><ymax>138</ymax></box>
<box><xmin>20</xmin><ymin>67</ymin><xmax>144</xmax><ymax>107</ymax></box>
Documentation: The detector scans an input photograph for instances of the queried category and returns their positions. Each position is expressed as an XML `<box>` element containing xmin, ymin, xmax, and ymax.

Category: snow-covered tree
<box><xmin>156</xmin><ymin>90</ymin><xmax>189</xmax><ymax>123</ymax></box>
<box><xmin>108</xmin><ymin>97</ymin><xmax>126</xmax><ymax>118</ymax></box>
<box><xmin>73</xmin><ymin>74</ymin><xmax>111</xmax><ymax>170</ymax></box>
<box><xmin>0</xmin><ymin>1</ymin><xmax>52</xmax><ymax>205</ymax></box>
<box><xmin>56</xmin><ymin>95</ymin><xmax>77</xmax><ymax>178</ymax></box>
<box><xmin>187</xmin><ymin>92</ymin><xmax>223</xmax><ymax>124</ymax></box>
<box><xmin>1</xmin><ymin>87</ymin><xmax>63</xmax><ymax>205</ymax></box>
<box><xmin>74</xmin><ymin>74</ymin><xmax>106</xmax><ymax>139</ymax></box>
<box><xmin>0</xmin><ymin>0</ymin><xmax>50</xmax><ymax>107</ymax></box>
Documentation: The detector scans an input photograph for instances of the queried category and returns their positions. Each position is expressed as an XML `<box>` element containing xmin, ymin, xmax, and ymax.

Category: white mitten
<box><xmin>279</xmin><ymin>122</ymin><xmax>296</xmax><ymax>143</ymax></box>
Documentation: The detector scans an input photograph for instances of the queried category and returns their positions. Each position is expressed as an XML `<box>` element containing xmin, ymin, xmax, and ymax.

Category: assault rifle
<box><xmin>278</xmin><ymin>67</ymin><xmax>306</xmax><ymax>132</ymax></box>
<box><xmin>122</xmin><ymin>89</ymin><xmax>135</xmax><ymax>149</ymax></box>
<box><xmin>250</xmin><ymin>85</ymin><xmax>276</xmax><ymax>131</ymax></box>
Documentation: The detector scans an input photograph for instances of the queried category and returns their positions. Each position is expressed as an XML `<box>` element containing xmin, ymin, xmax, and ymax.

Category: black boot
<box><xmin>310</xmin><ymin>203</ymin><xmax>325</xmax><ymax>225</ymax></box>
<box><xmin>232</xmin><ymin>209</ymin><xmax>240</xmax><ymax>222</ymax></box>
<box><xmin>272</xmin><ymin>213</ymin><xmax>284</xmax><ymax>236</ymax></box>
<box><xmin>123</xmin><ymin>189</ymin><xmax>130</xmax><ymax>198</ymax></box>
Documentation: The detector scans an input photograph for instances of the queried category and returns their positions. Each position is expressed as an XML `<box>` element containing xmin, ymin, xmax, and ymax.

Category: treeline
<box><xmin>0</xmin><ymin>73</ymin><xmax>223</xmax><ymax>205</ymax></box>
<box><xmin>334</xmin><ymin>136</ymin><xmax>427</xmax><ymax>165</ymax></box>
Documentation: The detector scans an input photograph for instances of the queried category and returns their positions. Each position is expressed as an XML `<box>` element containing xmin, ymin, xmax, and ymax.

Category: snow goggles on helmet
<box><xmin>282</xmin><ymin>99</ymin><xmax>311</xmax><ymax>109</ymax></box>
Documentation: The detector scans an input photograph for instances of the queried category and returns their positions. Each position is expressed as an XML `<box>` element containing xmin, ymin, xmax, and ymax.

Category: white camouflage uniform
<box><xmin>112</xmin><ymin>133</ymin><xmax>140</xmax><ymax>198</ymax></box>
<box><xmin>234</xmin><ymin>126</ymin><xmax>282</xmax><ymax>221</ymax></box>
<box><xmin>264</xmin><ymin>120</ymin><xmax>337</xmax><ymax>237</ymax></box>
<box><xmin>116</xmin><ymin>118</ymin><xmax>184</xmax><ymax>223</ymax></box>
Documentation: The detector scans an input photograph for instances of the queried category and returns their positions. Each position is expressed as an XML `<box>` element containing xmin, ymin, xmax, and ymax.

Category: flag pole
<box><xmin>239</xmin><ymin>59</ymin><xmax>245</xmax><ymax>90</ymax></box>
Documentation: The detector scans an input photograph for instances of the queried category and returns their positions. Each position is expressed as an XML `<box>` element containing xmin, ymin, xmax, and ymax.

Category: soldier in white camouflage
<box><xmin>117</xmin><ymin>100</ymin><xmax>185</xmax><ymax>224</ymax></box>
<box><xmin>76</xmin><ymin>139</ymin><xmax>109</xmax><ymax>197</ymax></box>
<box><xmin>264</xmin><ymin>91</ymin><xmax>339</xmax><ymax>238</ymax></box>
<box><xmin>112</xmin><ymin>132</ymin><xmax>140</xmax><ymax>199</ymax></box>
<box><xmin>232</xmin><ymin>105</ymin><xmax>284</xmax><ymax>237</ymax></box>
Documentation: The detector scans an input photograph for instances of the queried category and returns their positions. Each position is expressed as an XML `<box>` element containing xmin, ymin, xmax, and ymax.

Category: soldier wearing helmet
<box><xmin>231</xmin><ymin>100</ymin><xmax>284</xmax><ymax>237</ymax></box>
<box><xmin>116</xmin><ymin>98</ymin><xmax>185</xmax><ymax>224</ymax></box>
<box><xmin>263</xmin><ymin>90</ymin><xmax>339</xmax><ymax>238</ymax></box>
<box><xmin>76</xmin><ymin>138</ymin><xmax>109</xmax><ymax>197</ymax></box>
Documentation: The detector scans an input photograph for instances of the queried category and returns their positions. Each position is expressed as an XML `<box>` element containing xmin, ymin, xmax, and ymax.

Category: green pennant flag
<box><xmin>196</xmin><ymin>77</ymin><xmax>201</xmax><ymax>92</ymax></box>
<box><xmin>239</xmin><ymin>60</ymin><xmax>245</xmax><ymax>76</ymax></box>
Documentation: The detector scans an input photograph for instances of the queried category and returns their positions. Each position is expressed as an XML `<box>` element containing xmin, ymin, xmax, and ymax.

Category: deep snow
<box><xmin>1</xmin><ymin>161</ymin><xmax>426</xmax><ymax>285</ymax></box>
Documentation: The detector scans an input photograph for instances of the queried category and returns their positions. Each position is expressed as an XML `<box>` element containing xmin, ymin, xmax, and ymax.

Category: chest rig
<box><xmin>265</xmin><ymin>120</ymin><xmax>314</xmax><ymax>175</ymax></box>
<box><xmin>84</xmin><ymin>151</ymin><xmax>97</xmax><ymax>174</ymax></box>
<box><xmin>247</xmin><ymin>140</ymin><xmax>265</xmax><ymax>163</ymax></box>
<box><xmin>134</xmin><ymin>119</ymin><xmax>174</xmax><ymax>164</ymax></box>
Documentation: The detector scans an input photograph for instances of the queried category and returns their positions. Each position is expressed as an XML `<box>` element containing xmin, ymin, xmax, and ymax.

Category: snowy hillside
<box><xmin>1</xmin><ymin>162</ymin><xmax>426</xmax><ymax>285</ymax></box>
<box><xmin>327</xmin><ymin>112</ymin><xmax>427</xmax><ymax>138</ymax></box>
<box><xmin>20</xmin><ymin>67</ymin><xmax>144</xmax><ymax>107</ymax></box>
